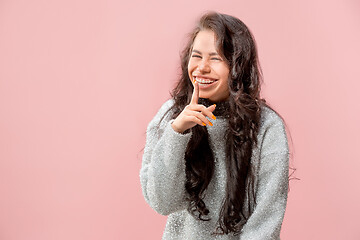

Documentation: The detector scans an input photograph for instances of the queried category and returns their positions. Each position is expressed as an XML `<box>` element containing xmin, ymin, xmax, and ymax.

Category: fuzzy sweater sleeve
<box><xmin>140</xmin><ymin>99</ymin><xmax>192</xmax><ymax>215</ymax></box>
<box><xmin>239</xmin><ymin>109</ymin><xmax>290</xmax><ymax>240</ymax></box>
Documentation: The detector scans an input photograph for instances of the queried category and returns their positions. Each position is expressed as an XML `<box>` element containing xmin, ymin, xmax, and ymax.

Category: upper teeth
<box><xmin>195</xmin><ymin>77</ymin><xmax>215</xmax><ymax>84</ymax></box>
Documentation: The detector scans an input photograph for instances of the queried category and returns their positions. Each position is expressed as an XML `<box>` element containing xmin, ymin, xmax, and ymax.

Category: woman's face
<box><xmin>188</xmin><ymin>30</ymin><xmax>230</xmax><ymax>102</ymax></box>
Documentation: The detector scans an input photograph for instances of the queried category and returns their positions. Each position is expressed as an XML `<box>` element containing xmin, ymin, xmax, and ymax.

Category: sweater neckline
<box><xmin>198</xmin><ymin>98</ymin><xmax>230</xmax><ymax>118</ymax></box>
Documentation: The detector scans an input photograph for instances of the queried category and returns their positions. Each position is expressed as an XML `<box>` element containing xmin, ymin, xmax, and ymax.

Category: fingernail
<box><xmin>213</xmin><ymin>104</ymin><xmax>216</xmax><ymax>107</ymax></box>
<box><xmin>209</xmin><ymin>122</ymin><xmax>213</xmax><ymax>126</ymax></box>
<box><xmin>202</xmin><ymin>122</ymin><xmax>206</xmax><ymax>126</ymax></box>
<box><xmin>212</xmin><ymin>115</ymin><xmax>216</xmax><ymax>120</ymax></box>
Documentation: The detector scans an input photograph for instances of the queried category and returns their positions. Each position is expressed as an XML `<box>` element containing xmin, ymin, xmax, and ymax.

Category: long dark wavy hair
<box><xmin>157</xmin><ymin>11</ymin><xmax>293</xmax><ymax>236</ymax></box>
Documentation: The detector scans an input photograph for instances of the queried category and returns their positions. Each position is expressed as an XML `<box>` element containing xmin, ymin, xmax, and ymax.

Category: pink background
<box><xmin>1</xmin><ymin>0</ymin><xmax>359</xmax><ymax>239</ymax></box>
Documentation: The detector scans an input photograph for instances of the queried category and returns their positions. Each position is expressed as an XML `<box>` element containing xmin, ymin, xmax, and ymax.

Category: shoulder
<box><xmin>153</xmin><ymin>98</ymin><xmax>175</xmax><ymax>122</ymax></box>
<box><xmin>157</xmin><ymin>98</ymin><xmax>175</xmax><ymax>116</ymax></box>
<box><xmin>147</xmin><ymin>98</ymin><xmax>175</xmax><ymax>130</ymax></box>
<box><xmin>257</xmin><ymin>104</ymin><xmax>288</xmax><ymax>155</ymax></box>
<box><xmin>259</xmin><ymin>105</ymin><xmax>285</xmax><ymax>128</ymax></box>
<box><xmin>258</xmin><ymin>105</ymin><xmax>287</xmax><ymax>139</ymax></box>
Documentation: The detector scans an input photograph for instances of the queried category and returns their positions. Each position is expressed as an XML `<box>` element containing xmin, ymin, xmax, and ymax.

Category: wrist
<box><xmin>171</xmin><ymin>122</ymin><xmax>183</xmax><ymax>133</ymax></box>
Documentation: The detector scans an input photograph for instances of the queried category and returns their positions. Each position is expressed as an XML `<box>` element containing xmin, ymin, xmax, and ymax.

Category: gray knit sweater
<box><xmin>140</xmin><ymin>99</ymin><xmax>289</xmax><ymax>240</ymax></box>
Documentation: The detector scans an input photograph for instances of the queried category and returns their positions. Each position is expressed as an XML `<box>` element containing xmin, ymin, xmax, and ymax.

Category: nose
<box><xmin>198</xmin><ymin>59</ymin><xmax>210</xmax><ymax>73</ymax></box>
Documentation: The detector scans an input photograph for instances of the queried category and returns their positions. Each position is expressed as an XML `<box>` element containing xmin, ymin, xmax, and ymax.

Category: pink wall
<box><xmin>1</xmin><ymin>0</ymin><xmax>359</xmax><ymax>239</ymax></box>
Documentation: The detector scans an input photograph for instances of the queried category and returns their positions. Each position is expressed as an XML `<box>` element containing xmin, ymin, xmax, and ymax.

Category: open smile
<box><xmin>194</xmin><ymin>76</ymin><xmax>218</xmax><ymax>84</ymax></box>
<box><xmin>193</xmin><ymin>76</ymin><xmax>218</xmax><ymax>89</ymax></box>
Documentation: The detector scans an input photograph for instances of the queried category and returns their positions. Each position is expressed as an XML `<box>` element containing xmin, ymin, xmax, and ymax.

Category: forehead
<box><xmin>192</xmin><ymin>30</ymin><xmax>218</xmax><ymax>52</ymax></box>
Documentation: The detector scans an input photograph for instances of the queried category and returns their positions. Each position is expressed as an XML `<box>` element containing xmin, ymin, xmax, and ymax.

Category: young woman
<box><xmin>140</xmin><ymin>11</ymin><xmax>290</xmax><ymax>239</ymax></box>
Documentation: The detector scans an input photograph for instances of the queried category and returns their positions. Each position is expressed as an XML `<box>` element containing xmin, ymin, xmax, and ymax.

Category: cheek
<box><xmin>188</xmin><ymin>60</ymin><xmax>195</xmax><ymax>71</ymax></box>
<box><xmin>216</xmin><ymin>67</ymin><xmax>230</xmax><ymax>87</ymax></box>
<box><xmin>222</xmin><ymin>67</ymin><xmax>230</xmax><ymax>79</ymax></box>
<box><xmin>215</xmin><ymin>66</ymin><xmax>230</xmax><ymax>80</ymax></box>
<box><xmin>187</xmin><ymin>63</ymin><xmax>194</xmax><ymax>80</ymax></box>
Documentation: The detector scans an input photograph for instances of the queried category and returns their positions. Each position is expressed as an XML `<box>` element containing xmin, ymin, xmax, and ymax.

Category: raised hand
<box><xmin>171</xmin><ymin>80</ymin><xmax>216</xmax><ymax>134</ymax></box>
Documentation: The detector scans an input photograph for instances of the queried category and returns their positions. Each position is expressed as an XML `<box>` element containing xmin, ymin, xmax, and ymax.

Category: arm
<box><xmin>140</xmin><ymin>100</ymin><xmax>192</xmax><ymax>215</ymax></box>
<box><xmin>239</xmin><ymin>113</ymin><xmax>290</xmax><ymax>240</ymax></box>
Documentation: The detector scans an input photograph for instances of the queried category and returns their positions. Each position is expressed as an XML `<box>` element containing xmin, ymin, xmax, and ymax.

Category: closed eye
<box><xmin>191</xmin><ymin>55</ymin><xmax>222</xmax><ymax>61</ymax></box>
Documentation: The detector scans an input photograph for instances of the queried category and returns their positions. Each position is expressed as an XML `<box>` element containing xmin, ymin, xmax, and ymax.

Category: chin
<box><xmin>199</xmin><ymin>95</ymin><xmax>210</xmax><ymax>99</ymax></box>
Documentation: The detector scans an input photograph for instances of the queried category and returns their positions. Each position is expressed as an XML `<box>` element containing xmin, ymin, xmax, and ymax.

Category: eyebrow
<box><xmin>192</xmin><ymin>49</ymin><xmax>219</xmax><ymax>56</ymax></box>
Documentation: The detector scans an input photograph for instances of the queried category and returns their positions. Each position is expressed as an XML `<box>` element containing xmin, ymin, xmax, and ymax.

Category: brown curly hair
<box><xmin>158</xmin><ymin>11</ymin><xmax>288</xmax><ymax>236</ymax></box>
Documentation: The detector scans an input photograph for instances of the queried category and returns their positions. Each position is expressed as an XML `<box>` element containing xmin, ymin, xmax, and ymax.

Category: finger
<box><xmin>188</xmin><ymin>104</ymin><xmax>217</xmax><ymax>120</ymax></box>
<box><xmin>192</xmin><ymin>111</ymin><xmax>213</xmax><ymax>126</ymax></box>
<box><xmin>184</xmin><ymin>115</ymin><xmax>207</xmax><ymax>127</ymax></box>
<box><xmin>190</xmin><ymin>80</ymin><xmax>199</xmax><ymax>105</ymax></box>
<box><xmin>207</xmin><ymin>104</ymin><xmax>216</xmax><ymax>113</ymax></box>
